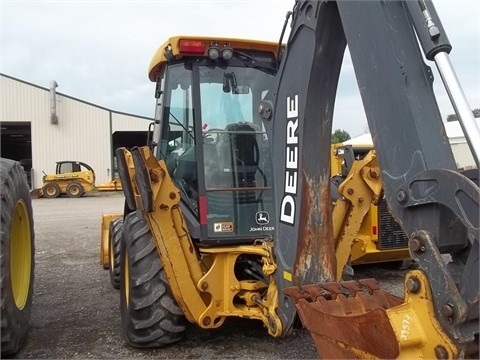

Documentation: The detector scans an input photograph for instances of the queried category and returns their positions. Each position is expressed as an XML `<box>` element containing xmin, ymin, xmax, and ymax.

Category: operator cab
<box><xmin>149</xmin><ymin>37</ymin><xmax>278</xmax><ymax>244</ymax></box>
<box><xmin>56</xmin><ymin>160</ymin><xmax>94</xmax><ymax>175</ymax></box>
<box><xmin>54</xmin><ymin>161</ymin><xmax>96</xmax><ymax>183</ymax></box>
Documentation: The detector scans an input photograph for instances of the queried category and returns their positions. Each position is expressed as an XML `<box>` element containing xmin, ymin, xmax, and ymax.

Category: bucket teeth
<box><xmin>285</xmin><ymin>278</ymin><xmax>402</xmax><ymax>359</ymax></box>
<box><xmin>285</xmin><ymin>278</ymin><xmax>402</xmax><ymax>310</ymax></box>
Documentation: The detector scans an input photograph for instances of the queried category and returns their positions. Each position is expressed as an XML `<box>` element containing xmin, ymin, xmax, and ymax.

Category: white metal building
<box><xmin>345</xmin><ymin>119</ymin><xmax>480</xmax><ymax>170</ymax></box>
<box><xmin>1</xmin><ymin>73</ymin><xmax>153</xmax><ymax>189</ymax></box>
<box><xmin>443</xmin><ymin>120</ymin><xmax>479</xmax><ymax>170</ymax></box>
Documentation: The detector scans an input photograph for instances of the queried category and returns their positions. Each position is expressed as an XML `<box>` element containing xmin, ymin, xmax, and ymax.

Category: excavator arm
<box><xmin>260</xmin><ymin>0</ymin><xmax>479</xmax><ymax>357</ymax></box>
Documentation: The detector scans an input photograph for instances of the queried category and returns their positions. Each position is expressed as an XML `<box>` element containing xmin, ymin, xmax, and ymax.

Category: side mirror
<box><xmin>223</xmin><ymin>72</ymin><xmax>250</xmax><ymax>94</ymax></box>
<box><xmin>233</xmin><ymin>86</ymin><xmax>250</xmax><ymax>94</ymax></box>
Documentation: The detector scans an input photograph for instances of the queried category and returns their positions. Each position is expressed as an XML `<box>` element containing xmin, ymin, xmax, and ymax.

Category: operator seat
<box><xmin>209</xmin><ymin>122</ymin><xmax>260</xmax><ymax>236</ymax></box>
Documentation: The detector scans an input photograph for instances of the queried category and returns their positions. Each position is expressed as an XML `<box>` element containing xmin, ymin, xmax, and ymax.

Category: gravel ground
<box><xmin>13</xmin><ymin>191</ymin><xmax>407</xmax><ymax>359</ymax></box>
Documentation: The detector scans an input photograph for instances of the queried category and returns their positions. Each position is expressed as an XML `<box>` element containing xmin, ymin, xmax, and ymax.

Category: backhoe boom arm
<box><xmin>262</xmin><ymin>0</ymin><xmax>479</xmax><ymax>357</ymax></box>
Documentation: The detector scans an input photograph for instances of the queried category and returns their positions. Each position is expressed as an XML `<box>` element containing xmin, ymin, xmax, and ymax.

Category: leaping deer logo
<box><xmin>256</xmin><ymin>211</ymin><xmax>269</xmax><ymax>225</ymax></box>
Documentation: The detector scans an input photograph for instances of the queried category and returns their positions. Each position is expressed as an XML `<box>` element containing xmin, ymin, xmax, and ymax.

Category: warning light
<box><xmin>179</xmin><ymin>39</ymin><xmax>205</xmax><ymax>55</ymax></box>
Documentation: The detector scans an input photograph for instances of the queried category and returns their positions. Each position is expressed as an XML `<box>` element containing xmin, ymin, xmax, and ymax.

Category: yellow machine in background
<box><xmin>41</xmin><ymin>161</ymin><xmax>96</xmax><ymax>198</ymax></box>
<box><xmin>330</xmin><ymin>143</ymin><xmax>410</xmax><ymax>270</ymax></box>
<box><xmin>39</xmin><ymin>160</ymin><xmax>122</xmax><ymax>198</ymax></box>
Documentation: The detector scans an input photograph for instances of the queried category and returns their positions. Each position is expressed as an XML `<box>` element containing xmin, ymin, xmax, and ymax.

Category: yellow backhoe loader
<box><xmin>99</xmin><ymin>1</ymin><xmax>479</xmax><ymax>355</ymax></box>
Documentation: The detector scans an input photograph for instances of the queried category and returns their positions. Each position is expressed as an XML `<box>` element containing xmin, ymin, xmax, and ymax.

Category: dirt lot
<box><xmin>14</xmin><ymin>191</ymin><xmax>407</xmax><ymax>359</ymax></box>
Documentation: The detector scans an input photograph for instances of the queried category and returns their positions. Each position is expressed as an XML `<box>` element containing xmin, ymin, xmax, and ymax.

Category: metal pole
<box><xmin>434</xmin><ymin>51</ymin><xmax>480</xmax><ymax>168</ymax></box>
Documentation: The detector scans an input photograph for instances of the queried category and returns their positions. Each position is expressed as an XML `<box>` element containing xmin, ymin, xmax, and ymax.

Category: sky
<box><xmin>1</xmin><ymin>0</ymin><xmax>479</xmax><ymax>138</ymax></box>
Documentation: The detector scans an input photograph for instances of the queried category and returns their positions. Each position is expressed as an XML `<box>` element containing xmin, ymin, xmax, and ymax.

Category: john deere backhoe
<box><xmin>100</xmin><ymin>0</ymin><xmax>479</xmax><ymax>357</ymax></box>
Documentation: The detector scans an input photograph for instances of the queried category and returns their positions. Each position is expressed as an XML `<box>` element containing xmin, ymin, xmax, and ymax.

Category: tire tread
<box><xmin>120</xmin><ymin>212</ymin><xmax>186</xmax><ymax>348</ymax></box>
<box><xmin>0</xmin><ymin>159</ymin><xmax>35</xmax><ymax>356</ymax></box>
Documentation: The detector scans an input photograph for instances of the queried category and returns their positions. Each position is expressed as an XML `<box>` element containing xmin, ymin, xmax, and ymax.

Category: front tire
<box><xmin>43</xmin><ymin>182</ymin><xmax>60</xmax><ymax>198</ymax></box>
<box><xmin>120</xmin><ymin>212</ymin><xmax>186</xmax><ymax>347</ymax></box>
<box><xmin>0</xmin><ymin>159</ymin><xmax>35</xmax><ymax>356</ymax></box>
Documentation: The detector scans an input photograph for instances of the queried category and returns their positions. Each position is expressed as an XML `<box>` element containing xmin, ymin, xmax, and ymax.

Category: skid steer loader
<box><xmin>41</xmin><ymin>160</ymin><xmax>95</xmax><ymax>198</ymax></box>
<box><xmin>100</xmin><ymin>0</ymin><xmax>479</xmax><ymax>354</ymax></box>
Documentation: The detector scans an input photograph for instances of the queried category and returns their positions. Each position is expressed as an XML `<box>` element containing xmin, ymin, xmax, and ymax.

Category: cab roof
<box><xmin>148</xmin><ymin>35</ymin><xmax>279</xmax><ymax>81</ymax></box>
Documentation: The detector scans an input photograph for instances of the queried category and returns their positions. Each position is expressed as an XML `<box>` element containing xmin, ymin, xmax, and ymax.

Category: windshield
<box><xmin>199</xmin><ymin>67</ymin><xmax>266</xmax><ymax>130</ymax></box>
<box><xmin>157</xmin><ymin>63</ymin><xmax>274</xmax><ymax>165</ymax></box>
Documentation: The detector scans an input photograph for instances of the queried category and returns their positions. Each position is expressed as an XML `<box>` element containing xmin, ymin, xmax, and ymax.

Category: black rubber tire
<box><xmin>108</xmin><ymin>217</ymin><xmax>123</xmax><ymax>289</ymax></box>
<box><xmin>66</xmin><ymin>181</ymin><xmax>84</xmax><ymax>198</ymax></box>
<box><xmin>0</xmin><ymin>158</ymin><xmax>35</xmax><ymax>356</ymax></box>
<box><xmin>43</xmin><ymin>182</ymin><xmax>60</xmax><ymax>198</ymax></box>
<box><xmin>120</xmin><ymin>212</ymin><xmax>186</xmax><ymax>347</ymax></box>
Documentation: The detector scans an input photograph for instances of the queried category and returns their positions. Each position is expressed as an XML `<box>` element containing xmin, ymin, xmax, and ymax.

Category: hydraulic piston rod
<box><xmin>434</xmin><ymin>52</ymin><xmax>480</xmax><ymax>167</ymax></box>
<box><xmin>409</xmin><ymin>0</ymin><xmax>480</xmax><ymax>167</ymax></box>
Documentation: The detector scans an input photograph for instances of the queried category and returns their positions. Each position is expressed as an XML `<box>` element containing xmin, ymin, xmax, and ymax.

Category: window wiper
<box><xmin>233</xmin><ymin>51</ymin><xmax>277</xmax><ymax>75</ymax></box>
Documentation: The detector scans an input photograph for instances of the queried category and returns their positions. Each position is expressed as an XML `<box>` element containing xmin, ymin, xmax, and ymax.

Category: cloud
<box><xmin>1</xmin><ymin>0</ymin><xmax>478</xmax><ymax>131</ymax></box>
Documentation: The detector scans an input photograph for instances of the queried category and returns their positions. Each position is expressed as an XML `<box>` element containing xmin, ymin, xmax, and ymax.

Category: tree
<box><xmin>331</xmin><ymin>129</ymin><xmax>351</xmax><ymax>144</ymax></box>
<box><xmin>446</xmin><ymin>108</ymin><xmax>480</xmax><ymax>122</ymax></box>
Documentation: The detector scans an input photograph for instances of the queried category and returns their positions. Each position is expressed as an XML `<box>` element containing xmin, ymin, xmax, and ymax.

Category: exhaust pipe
<box><xmin>50</xmin><ymin>80</ymin><xmax>58</xmax><ymax>124</ymax></box>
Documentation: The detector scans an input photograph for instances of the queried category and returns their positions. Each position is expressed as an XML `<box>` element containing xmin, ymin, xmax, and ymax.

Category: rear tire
<box><xmin>43</xmin><ymin>182</ymin><xmax>60</xmax><ymax>198</ymax></box>
<box><xmin>0</xmin><ymin>159</ymin><xmax>35</xmax><ymax>356</ymax></box>
<box><xmin>120</xmin><ymin>212</ymin><xmax>186</xmax><ymax>347</ymax></box>
<box><xmin>66</xmin><ymin>182</ymin><xmax>84</xmax><ymax>198</ymax></box>
<box><xmin>108</xmin><ymin>217</ymin><xmax>123</xmax><ymax>289</ymax></box>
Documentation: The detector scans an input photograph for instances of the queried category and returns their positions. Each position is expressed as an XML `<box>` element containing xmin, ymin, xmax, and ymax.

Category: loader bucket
<box><xmin>29</xmin><ymin>188</ymin><xmax>43</xmax><ymax>199</ymax></box>
<box><xmin>285</xmin><ymin>278</ymin><xmax>403</xmax><ymax>359</ymax></box>
<box><xmin>100</xmin><ymin>213</ymin><xmax>123</xmax><ymax>269</ymax></box>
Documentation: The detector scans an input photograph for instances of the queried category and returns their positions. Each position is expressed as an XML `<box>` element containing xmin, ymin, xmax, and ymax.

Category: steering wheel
<box><xmin>203</xmin><ymin>128</ymin><xmax>224</xmax><ymax>144</ymax></box>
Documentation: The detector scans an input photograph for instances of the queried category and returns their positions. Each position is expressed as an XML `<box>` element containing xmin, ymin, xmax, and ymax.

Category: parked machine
<box><xmin>100</xmin><ymin>37</ymin><xmax>283</xmax><ymax>337</ymax></box>
<box><xmin>42</xmin><ymin>161</ymin><xmax>96</xmax><ymax>198</ymax></box>
<box><xmin>100</xmin><ymin>0</ymin><xmax>479</xmax><ymax>356</ymax></box>
<box><xmin>0</xmin><ymin>158</ymin><xmax>35</xmax><ymax>356</ymax></box>
<box><xmin>330</xmin><ymin>143</ymin><xmax>410</xmax><ymax>272</ymax></box>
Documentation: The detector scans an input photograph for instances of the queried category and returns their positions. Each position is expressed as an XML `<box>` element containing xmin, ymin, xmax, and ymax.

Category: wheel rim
<box><xmin>46</xmin><ymin>186</ymin><xmax>56</xmax><ymax>196</ymax></box>
<box><xmin>10</xmin><ymin>199</ymin><xmax>32</xmax><ymax>310</ymax></box>
<box><xmin>123</xmin><ymin>252</ymin><xmax>130</xmax><ymax>308</ymax></box>
<box><xmin>69</xmin><ymin>186</ymin><xmax>79</xmax><ymax>196</ymax></box>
